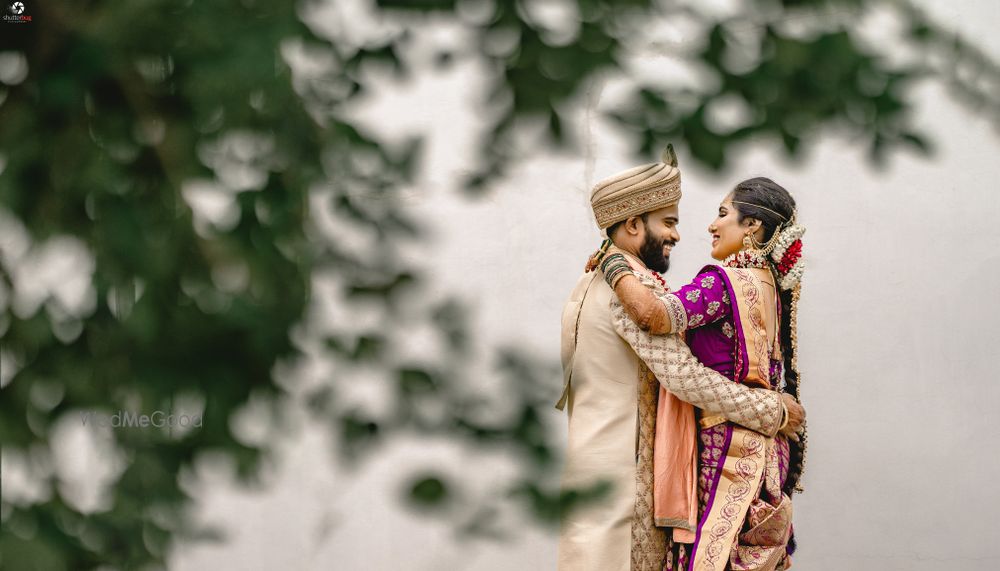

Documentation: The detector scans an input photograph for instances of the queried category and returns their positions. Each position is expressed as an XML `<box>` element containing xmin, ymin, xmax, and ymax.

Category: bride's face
<box><xmin>708</xmin><ymin>194</ymin><xmax>752</xmax><ymax>260</ymax></box>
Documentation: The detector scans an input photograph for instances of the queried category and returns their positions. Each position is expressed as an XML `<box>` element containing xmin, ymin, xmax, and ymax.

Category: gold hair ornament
<box><xmin>730</xmin><ymin>200</ymin><xmax>790</xmax><ymax>222</ymax></box>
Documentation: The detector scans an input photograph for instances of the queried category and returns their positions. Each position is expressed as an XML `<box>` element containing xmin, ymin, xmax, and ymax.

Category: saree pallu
<box><xmin>665</xmin><ymin>423</ymin><xmax>792</xmax><ymax>571</ymax></box>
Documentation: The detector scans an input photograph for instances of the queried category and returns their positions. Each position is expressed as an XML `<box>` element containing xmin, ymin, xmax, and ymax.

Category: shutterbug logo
<box><xmin>4</xmin><ymin>1</ymin><xmax>31</xmax><ymax>23</ymax></box>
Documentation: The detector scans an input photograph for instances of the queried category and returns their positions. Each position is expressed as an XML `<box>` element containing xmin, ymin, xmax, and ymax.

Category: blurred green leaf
<box><xmin>406</xmin><ymin>475</ymin><xmax>450</xmax><ymax>510</ymax></box>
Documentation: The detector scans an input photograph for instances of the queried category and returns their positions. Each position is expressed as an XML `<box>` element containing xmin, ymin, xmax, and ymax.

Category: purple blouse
<box><xmin>668</xmin><ymin>266</ymin><xmax>782</xmax><ymax>390</ymax></box>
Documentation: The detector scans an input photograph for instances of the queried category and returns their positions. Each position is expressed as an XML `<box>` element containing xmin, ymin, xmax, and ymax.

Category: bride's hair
<box><xmin>730</xmin><ymin>177</ymin><xmax>806</xmax><ymax>502</ymax></box>
<box><xmin>732</xmin><ymin>177</ymin><xmax>796</xmax><ymax>245</ymax></box>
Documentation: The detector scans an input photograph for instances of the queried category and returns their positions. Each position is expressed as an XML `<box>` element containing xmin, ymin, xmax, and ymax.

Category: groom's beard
<box><xmin>639</xmin><ymin>233</ymin><xmax>675</xmax><ymax>274</ymax></box>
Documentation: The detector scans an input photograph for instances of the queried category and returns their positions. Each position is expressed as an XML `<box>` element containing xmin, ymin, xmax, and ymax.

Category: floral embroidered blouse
<box><xmin>664</xmin><ymin>267</ymin><xmax>740</xmax><ymax>380</ymax></box>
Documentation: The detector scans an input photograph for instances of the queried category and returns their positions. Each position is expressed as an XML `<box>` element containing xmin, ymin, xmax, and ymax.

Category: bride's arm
<box><xmin>612</xmin><ymin>272</ymin><xmax>673</xmax><ymax>333</ymax></box>
<box><xmin>600</xmin><ymin>252</ymin><xmax>731</xmax><ymax>335</ymax></box>
<box><xmin>599</xmin><ymin>251</ymin><xmax>673</xmax><ymax>333</ymax></box>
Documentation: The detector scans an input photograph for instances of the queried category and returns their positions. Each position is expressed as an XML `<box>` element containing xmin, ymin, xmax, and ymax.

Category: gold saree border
<box><xmin>720</xmin><ymin>268</ymin><xmax>775</xmax><ymax>388</ymax></box>
<box><xmin>689</xmin><ymin>427</ymin><xmax>768</xmax><ymax>571</ymax></box>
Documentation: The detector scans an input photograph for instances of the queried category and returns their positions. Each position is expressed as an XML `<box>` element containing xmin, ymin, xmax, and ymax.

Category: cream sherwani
<box><xmin>557</xmin><ymin>265</ymin><xmax>783</xmax><ymax>571</ymax></box>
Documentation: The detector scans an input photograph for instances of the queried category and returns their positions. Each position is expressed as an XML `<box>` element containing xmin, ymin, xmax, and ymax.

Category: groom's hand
<box><xmin>779</xmin><ymin>393</ymin><xmax>805</xmax><ymax>440</ymax></box>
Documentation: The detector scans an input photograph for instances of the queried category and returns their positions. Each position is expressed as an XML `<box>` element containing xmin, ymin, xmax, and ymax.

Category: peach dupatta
<box><xmin>652</xmin><ymin>386</ymin><xmax>699</xmax><ymax>543</ymax></box>
<box><xmin>613</xmin><ymin>255</ymin><xmax>703</xmax><ymax>543</ymax></box>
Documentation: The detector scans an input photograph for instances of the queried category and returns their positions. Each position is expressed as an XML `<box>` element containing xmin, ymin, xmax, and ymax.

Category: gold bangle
<box><xmin>777</xmin><ymin>398</ymin><xmax>790</xmax><ymax>432</ymax></box>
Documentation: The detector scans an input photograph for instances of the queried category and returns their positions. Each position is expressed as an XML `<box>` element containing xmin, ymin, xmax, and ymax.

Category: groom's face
<box><xmin>638</xmin><ymin>204</ymin><xmax>680</xmax><ymax>274</ymax></box>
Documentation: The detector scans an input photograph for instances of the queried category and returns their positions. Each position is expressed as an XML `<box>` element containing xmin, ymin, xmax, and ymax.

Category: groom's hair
<box><xmin>605</xmin><ymin>212</ymin><xmax>649</xmax><ymax>244</ymax></box>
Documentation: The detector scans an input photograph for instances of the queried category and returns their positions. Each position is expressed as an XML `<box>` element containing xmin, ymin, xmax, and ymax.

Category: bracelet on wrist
<box><xmin>601</xmin><ymin>254</ymin><xmax>632</xmax><ymax>289</ymax></box>
<box><xmin>777</xmin><ymin>398</ymin><xmax>790</xmax><ymax>432</ymax></box>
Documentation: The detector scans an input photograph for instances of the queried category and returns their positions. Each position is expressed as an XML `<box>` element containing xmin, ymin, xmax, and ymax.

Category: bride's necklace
<box><xmin>723</xmin><ymin>248</ymin><xmax>769</xmax><ymax>269</ymax></box>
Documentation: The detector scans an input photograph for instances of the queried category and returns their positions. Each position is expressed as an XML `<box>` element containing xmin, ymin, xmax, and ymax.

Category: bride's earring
<box><xmin>738</xmin><ymin>231</ymin><xmax>767</xmax><ymax>267</ymax></box>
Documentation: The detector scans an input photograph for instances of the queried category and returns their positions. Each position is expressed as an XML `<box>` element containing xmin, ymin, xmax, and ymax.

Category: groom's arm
<box><xmin>611</xmin><ymin>298</ymin><xmax>785</xmax><ymax>436</ymax></box>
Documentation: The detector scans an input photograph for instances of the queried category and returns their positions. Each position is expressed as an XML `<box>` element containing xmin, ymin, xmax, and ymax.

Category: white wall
<box><xmin>171</xmin><ymin>1</ymin><xmax>1000</xmax><ymax>569</ymax></box>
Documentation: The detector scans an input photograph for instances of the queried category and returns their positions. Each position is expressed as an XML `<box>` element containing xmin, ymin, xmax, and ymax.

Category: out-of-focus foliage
<box><xmin>0</xmin><ymin>0</ymin><xmax>997</xmax><ymax>568</ymax></box>
<box><xmin>375</xmin><ymin>0</ymin><xmax>1000</xmax><ymax>183</ymax></box>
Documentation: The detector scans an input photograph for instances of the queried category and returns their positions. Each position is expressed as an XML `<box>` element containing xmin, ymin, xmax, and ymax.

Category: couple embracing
<box><xmin>557</xmin><ymin>146</ymin><xmax>808</xmax><ymax>571</ymax></box>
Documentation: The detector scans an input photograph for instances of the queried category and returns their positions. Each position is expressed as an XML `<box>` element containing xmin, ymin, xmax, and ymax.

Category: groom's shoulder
<box><xmin>569</xmin><ymin>270</ymin><xmax>597</xmax><ymax>290</ymax></box>
<box><xmin>564</xmin><ymin>271</ymin><xmax>610</xmax><ymax>306</ymax></box>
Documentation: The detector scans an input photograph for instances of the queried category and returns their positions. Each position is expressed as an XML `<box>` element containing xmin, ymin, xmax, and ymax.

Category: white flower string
<box><xmin>769</xmin><ymin>224</ymin><xmax>805</xmax><ymax>264</ymax></box>
<box><xmin>770</xmin><ymin>224</ymin><xmax>806</xmax><ymax>291</ymax></box>
<box><xmin>780</xmin><ymin>259</ymin><xmax>806</xmax><ymax>291</ymax></box>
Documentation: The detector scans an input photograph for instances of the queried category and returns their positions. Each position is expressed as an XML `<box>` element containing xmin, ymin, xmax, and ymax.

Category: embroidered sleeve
<box><xmin>661</xmin><ymin>293</ymin><xmax>687</xmax><ymax>334</ymax></box>
<box><xmin>669</xmin><ymin>269</ymin><xmax>731</xmax><ymax>331</ymax></box>
<box><xmin>611</xmin><ymin>299</ymin><xmax>782</xmax><ymax>436</ymax></box>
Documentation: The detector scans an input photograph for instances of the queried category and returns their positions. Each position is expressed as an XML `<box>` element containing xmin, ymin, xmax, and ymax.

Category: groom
<box><xmin>556</xmin><ymin>148</ymin><xmax>804</xmax><ymax>571</ymax></box>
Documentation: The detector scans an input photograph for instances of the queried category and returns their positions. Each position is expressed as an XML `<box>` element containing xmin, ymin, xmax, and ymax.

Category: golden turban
<box><xmin>590</xmin><ymin>145</ymin><xmax>681</xmax><ymax>230</ymax></box>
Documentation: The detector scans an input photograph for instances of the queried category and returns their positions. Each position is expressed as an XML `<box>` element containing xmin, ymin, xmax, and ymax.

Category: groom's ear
<box><xmin>623</xmin><ymin>215</ymin><xmax>644</xmax><ymax>236</ymax></box>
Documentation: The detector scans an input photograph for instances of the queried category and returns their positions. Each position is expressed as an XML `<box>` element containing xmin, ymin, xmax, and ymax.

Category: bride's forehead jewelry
<box><xmin>730</xmin><ymin>200</ymin><xmax>788</xmax><ymax>222</ymax></box>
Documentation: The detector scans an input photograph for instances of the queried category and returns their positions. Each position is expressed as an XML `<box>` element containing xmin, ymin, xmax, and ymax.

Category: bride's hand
<box><xmin>779</xmin><ymin>393</ymin><xmax>805</xmax><ymax>441</ymax></box>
